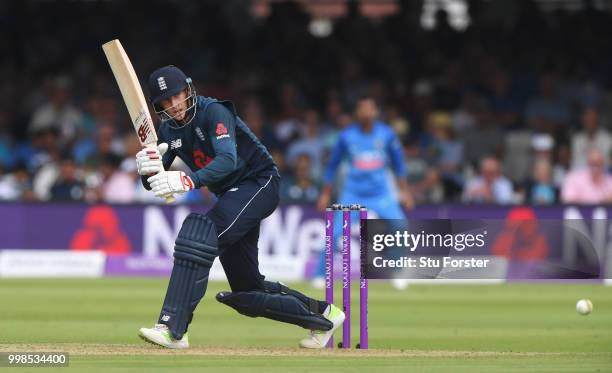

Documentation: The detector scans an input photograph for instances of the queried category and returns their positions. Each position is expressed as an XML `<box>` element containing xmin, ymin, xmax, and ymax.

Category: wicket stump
<box><xmin>324</xmin><ymin>204</ymin><xmax>368</xmax><ymax>349</ymax></box>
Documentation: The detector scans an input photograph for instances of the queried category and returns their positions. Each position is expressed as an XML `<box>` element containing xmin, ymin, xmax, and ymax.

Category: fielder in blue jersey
<box><xmin>136</xmin><ymin>66</ymin><xmax>344</xmax><ymax>349</ymax></box>
<box><xmin>315</xmin><ymin>96</ymin><xmax>413</xmax><ymax>283</ymax></box>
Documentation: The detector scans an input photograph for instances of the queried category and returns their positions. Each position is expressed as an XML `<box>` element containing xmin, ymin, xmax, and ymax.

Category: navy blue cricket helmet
<box><xmin>148</xmin><ymin>65</ymin><xmax>197</xmax><ymax>125</ymax></box>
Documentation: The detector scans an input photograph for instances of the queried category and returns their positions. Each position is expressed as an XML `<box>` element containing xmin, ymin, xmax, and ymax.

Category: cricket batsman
<box><xmin>136</xmin><ymin>66</ymin><xmax>343</xmax><ymax>349</ymax></box>
<box><xmin>315</xmin><ymin>95</ymin><xmax>413</xmax><ymax>288</ymax></box>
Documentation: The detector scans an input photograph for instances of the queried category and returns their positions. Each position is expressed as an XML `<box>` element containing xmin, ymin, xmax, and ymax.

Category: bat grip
<box><xmin>158</xmin><ymin>170</ymin><xmax>175</xmax><ymax>204</ymax></box>
<box><xmin>143</xmin><ymin>143</ymin><xmax>175</xmax><ymax>204</ymax></box>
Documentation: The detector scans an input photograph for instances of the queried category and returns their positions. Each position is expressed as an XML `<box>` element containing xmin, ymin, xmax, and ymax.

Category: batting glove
<box><xmin>136</xmin><ymin>143</ymin><xmax>168</xmax><ymax>176</ymax></box>
<box><xmin>147</xmin><ymin>170</ymin><xmax>194</xmax><ymax>198</ymax></box>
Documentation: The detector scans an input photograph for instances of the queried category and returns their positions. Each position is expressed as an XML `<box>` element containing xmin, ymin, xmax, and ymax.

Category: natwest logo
<box><xmin>215</xmin><ymin>122</ymin><xmax>230</xmax><ymax>139</ymax></box>
<box><xmin>216</xmin><ymin>122</ymin><xmax>228</xmax><ymax>135</ymax></box>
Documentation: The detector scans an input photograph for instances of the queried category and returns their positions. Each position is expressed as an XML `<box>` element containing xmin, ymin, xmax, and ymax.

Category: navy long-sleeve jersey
<box><xmin>142</xmin><ymin>96</ymin><xmax>277</xmax><ymax>195</ymax></box>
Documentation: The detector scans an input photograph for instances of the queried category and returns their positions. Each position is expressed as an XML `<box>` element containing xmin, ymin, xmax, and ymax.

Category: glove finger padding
<box><xmin>157</xmin><ymin>143</ymin><xmax>168</xmax><ymax>156</ymax></box>
<box><xmin>136</xmin><ymin>145</ymin><xmax>165</xmax><ymax>176</ymax></box>
<box><xmin>140</xmin><ymin>166</ymin><xmax>161</xmax><ymax>175</ymax></box>
<box><xmin>148</xmin><ymin>171</ymin><xmax>193</xmax><ymax>198</ymax></box>
<box><xmin>155</xmin><ymin>187</ymin><xmax>172</xmax><ymax>197</ymax></box>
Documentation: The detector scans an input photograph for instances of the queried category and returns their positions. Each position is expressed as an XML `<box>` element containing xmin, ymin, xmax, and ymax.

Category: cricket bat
<box><xmin>102</xmin><ymin>39</ymin><xmax>175</xmax><ymax>203</ymax></box>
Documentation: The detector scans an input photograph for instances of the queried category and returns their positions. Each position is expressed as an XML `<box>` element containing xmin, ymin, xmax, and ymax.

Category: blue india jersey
<box><xmin>324</xmin><ymin>121</ymin><xmax>406</xmax><ymax>198</ymax></box>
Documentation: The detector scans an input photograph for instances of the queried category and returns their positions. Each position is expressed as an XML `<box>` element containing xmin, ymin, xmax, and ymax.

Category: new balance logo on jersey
<box><xmin>157</xmin><ymin>77</ymin><xmax>167</xmax><ymax>90</ymax></box>
<box><xmin>170</xmin><ymin>139</ymin><xmax>182</xmax><ymax>149</ymax></box>
<box><xmin>215</xmin><ymin>122</ymin><xmax>230</xmax><ymax>139</ymax></box>
<box><xmin>195</xmin><ymin>127</ymin><xmax>205</xmax><ymax>141</ymax></box>
<box><xmin>161</xmin><ymin>315</ymin><xmax>170</xmax><ymax>322</ymax></box>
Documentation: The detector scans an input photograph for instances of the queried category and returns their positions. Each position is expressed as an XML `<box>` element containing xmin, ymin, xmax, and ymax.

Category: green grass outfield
<box><xmin>0</xmin><ymin>278</ymin><xmax>610</xmax><ymax>372</ymax></box>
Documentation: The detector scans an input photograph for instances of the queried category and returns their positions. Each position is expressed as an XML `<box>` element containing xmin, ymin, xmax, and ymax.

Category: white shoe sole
<box><xmin>138</xmin><ymin>328</ymin><xmax>189</xmax><ymax>349</ymax></box>
<box><xmin>299</xmin><ymin>310</ymin><xmax>345</xmax><ymax>349</ymax></box>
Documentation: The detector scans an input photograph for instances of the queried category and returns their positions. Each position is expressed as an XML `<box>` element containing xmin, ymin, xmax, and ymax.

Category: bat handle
<box><xmin>143</xmin><ymin>144</ymin><xmax>176</xmax><ymax>204</ymax></box>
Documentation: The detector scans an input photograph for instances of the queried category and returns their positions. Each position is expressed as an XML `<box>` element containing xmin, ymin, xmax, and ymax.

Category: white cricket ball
<box><xmin>576</xmin><ymin>299</ymin><xmax>593</xmax><ymax>315</ymax></box>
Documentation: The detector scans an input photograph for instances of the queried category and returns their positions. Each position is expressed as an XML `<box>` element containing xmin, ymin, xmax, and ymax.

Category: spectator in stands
<box><xmin>429</xmin><ymin>113</ymin><xmax>463</xmax><ymax>200</ymax></box>
<box><xmin>119</xmin><ymin>135</ymin><xmax>140</xmax><ymax>177</ymax></box>
<box><xmin>571</xmin><ymin>107</ymin><xmax>612</xmax><ymax>169</ymax></box>
<box><xmin>385</xmin><ymin>103</ymin><xmax>411</xmax><ymax>140</ymax></box>
<box><xmin>485</xmin><ymin>69</ymin><xmax>520</xmax><ymax>130</ymax></box>
<box><xmin>28</xmin><ymin>77</ymin><xmax>83</xmax><ymax>147</ymax></box>
<box><xmin>532</xmin><ymin>134</ymin><xmax>555</xmax><ymax>162</ymax></box>
<box><xmin>83</xmin><ymin>124</ymin><xmax>124</xmax><ymax>168</ymax></box>
<box><xmin>561</xmin><ymin>149</ymin><xmax>612</xmax><ymax>204</ymax></box>
<box><xmin>23</xmin><ymin>127</ymin><xmax>60</xmax><ymax>172</ymax></box>
<box><xmin>552</xmin><ymin>144</ymin><xmax>571</xmax><ymax>188</ymax></box>
<box><xmin>463</xmin><ymin>156</ymin><xmax>514</xmax><ymax>204</ymax></box>
<box><xmin>273</xmin><ymin>82</ymin><xmax>304</xmax><ymax>146</ymax></box>
<box><xmin>320</xmin><ymin>94</ymin><xmax>353</xmax><ymax>151</ymax></box>
<box><xmin>287</xmin><ymin>109</ymin><xmax>325</xmax><ymax>180</ymax></box>
<box><xmin>434</xmin><ymin>62</ymin><xmax>464</xmax><ymax>110</ymax></box>
<box><xmin>407</xmin><ymin>80</ymin><xmax>434</xmax><ymax>134</ymax></box>
<box><xmin>461</xmin><ymin>98</ymin><xmax>505</xmax><ymax>168</ymax></box>
<box><xmin>404</xmin><ymin>139</ymin><xmax>442</xmax><ymax>203</ymax></box>
<box><xmin>100</xmin><ymin>154</ymin><xmax>136</xmax><ymax>204</ymax></box>
<box><xmin>0</xmin><ymin>110</ymin><xmax>15</xmax><ymax>169</ymax></box>
<box><xmin>50</xmin><ymin>157</ymin><xmax>85</xmax><ymax>201</ymax></box>
<box><xmin>451</xmin><ymin>92</ymin><xmax>479</xmax><ymax>133</ymax></box>
<box><xmin>321</xmin><ymin>94</ymin><xmax>346</xmax><ymax>132</ymax></box>
<box><xmin>419</xmin><ymin>111</ymin><xmax>448</xmax><ymax>163</ymax></box>
<box><xmin>242</xmin><ymin>97</ymin><xmax>281</xmax><ymax>151</ymax></box>
<box><xmin>525</xmin><ymin>73</ymin><xmax>570</xmax><ymax>138</ymax></box>
<box><xmin>74</xmin><ymin>96</ymin><xmax>121</xmax><ymax>163</ymax></box>
<box><xmin>280</xmin><ymin>153</ymin><xmax>320</xmax><ymax>204</ymax></box>
<box><xmin>0</xmin><ymin>163</ymin><xmax>35</xmax><ymax>201</ymax></box>
<box><xmin>271</xmin><ymin>149</ymin><xmax>287</xmax><ymax>176</ymax></box>
<box><xmin>2</xmin><ymin>1</ymin><xmax>612</xmax><ymax>206</ymax></box>
<box><xmin>523</xmin><ymin>159</ymin><xmax>558</xmax><ymax>205</ymax></box>
<box><xmin>32</xmin><ymin>142</ymin><xmax>61</xmax><ymax>201</ymax></box>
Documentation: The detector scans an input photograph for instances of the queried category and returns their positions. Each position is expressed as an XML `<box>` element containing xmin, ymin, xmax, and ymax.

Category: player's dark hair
<box><xmin>353</xmin><ymin>94</ymin><xmax>377</xmax><ymax>112</ymax></box>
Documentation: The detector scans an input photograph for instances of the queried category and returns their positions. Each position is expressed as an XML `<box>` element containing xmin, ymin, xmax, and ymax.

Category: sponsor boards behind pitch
<box><xmin>0</xmin><ymin>203</ymin><xmax>610</xmax><ymax>281</ymax></box>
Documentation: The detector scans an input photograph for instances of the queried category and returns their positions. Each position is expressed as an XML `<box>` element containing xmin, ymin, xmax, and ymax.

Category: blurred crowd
<box><xmin>1</xmin><ymin>0</ymin><xmax>612</xmax><ymax>205</ymax></box>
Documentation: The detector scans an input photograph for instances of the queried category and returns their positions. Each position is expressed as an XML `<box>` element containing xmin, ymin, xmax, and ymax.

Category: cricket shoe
<box><xmin>299</xmin><ymin>304</ymin><xmax>345</xmax><ymax>349</ymax></box>
<box><xmin>138</xmin><ymin>324</ymin><xmax>189</xmax><ymax>349</ymax></box>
